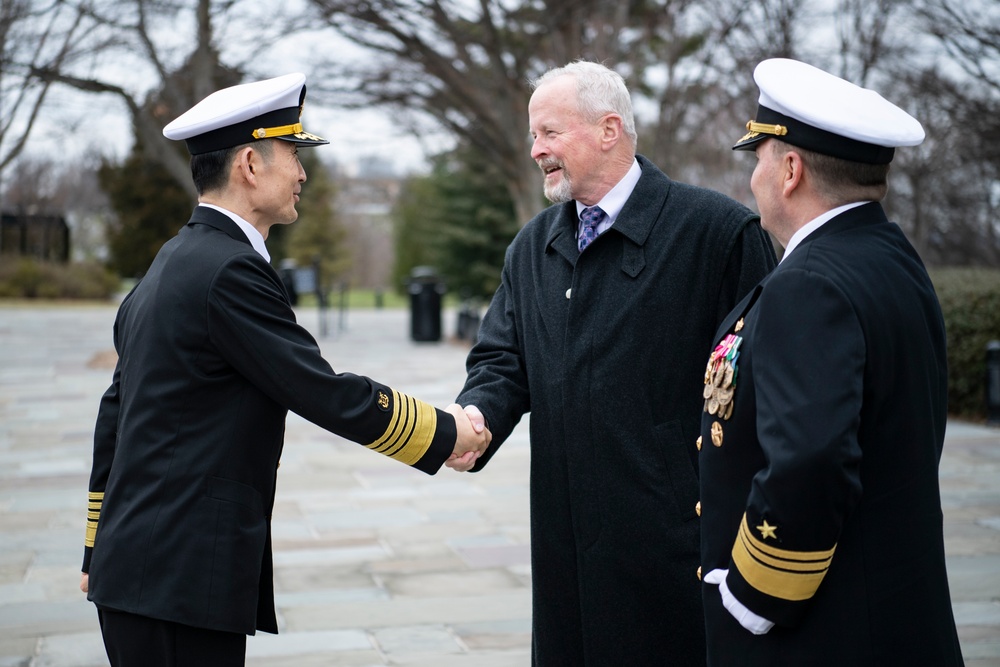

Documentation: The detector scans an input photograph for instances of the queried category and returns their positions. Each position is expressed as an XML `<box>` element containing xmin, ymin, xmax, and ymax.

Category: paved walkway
<box><xmin>0</xmin><ymin>303</ymin><xmax>997</xmax><ymax>666</ymax></box>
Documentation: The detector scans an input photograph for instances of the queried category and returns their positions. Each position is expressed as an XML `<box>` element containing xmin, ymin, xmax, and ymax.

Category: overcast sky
<box><xmin>28</xmin><ymin>82</ymin><xmax>445</xmax><ymax>179</ymax></box>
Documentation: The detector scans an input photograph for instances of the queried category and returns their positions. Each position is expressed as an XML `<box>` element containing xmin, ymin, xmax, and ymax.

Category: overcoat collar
<box><xmin>545</xmin><ymin>154</ymin><xmax>671</xmax><ymax>265</ymax></box>
<box><xmin>186</xmin><ymin>204</ymin><xmax>253</xmax><ymax>248</ymax></box>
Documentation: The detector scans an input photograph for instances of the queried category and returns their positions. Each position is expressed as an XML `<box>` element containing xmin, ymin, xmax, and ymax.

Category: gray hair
<box><xmin>532</xmin><ymin>61</ymin><xmax>638</xmax><ymax>147</ymax></box>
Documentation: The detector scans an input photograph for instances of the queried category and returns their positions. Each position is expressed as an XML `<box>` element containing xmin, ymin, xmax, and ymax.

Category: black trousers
<box><xmin>97</xmin><ymin>607</ymin><xmax>247</xmax><ymax>667</ymax></box>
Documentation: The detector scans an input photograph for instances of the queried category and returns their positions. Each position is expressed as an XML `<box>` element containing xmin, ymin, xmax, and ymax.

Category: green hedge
<box><xmin>0</xmin><ymin>258</ymin><xmax>119</xmax><ymax>300</ymax></box>
<box><xmin>930</xmin><ymin>267</ymin><xmax>1000</xmax><ymax>421</ymax></box>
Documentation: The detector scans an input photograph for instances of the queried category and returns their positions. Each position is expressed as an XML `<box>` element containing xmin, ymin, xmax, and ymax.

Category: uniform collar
<box><xmin>197</xmin><ymin>203</ymin><xmax>271</xmax><ymax>262</ymax></box>
<box><xmin>780</xmin><ymin>201</ymin><xmax>868</xmax><ymax>262</ymax></box>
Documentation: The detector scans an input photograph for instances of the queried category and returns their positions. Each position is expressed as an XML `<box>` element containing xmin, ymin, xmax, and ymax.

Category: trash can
<box><xmin>408</xmin><ymin>266</ymin><xmax>445</xmax><ymax>342</ymax></box>
<box><xmin>278</xmin><ymin>259</ymin><xmax>299</xmax><ymax>306</ymax></box>
<box><xmin>987</xmin><ymin>341</ymin><xmax>1000</xmax><ymax>425</ymax></box>
<box><xmin>455</xmin><ymin>293</ymin><xmax>481</xmax><ymax>343</ymax></box>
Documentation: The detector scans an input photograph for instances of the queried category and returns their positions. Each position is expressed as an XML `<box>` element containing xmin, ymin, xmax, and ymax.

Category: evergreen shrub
<box><xmin>931</xmin><ymin>267</ymin><xmax>1000</xmax><ymax>420</ymax></box>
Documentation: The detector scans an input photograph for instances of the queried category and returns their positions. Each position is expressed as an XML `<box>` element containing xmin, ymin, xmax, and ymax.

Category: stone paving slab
<box><xmin>1</xmin><ymin>303</ymin><xmax>998</xmax><ymax>665</ymax></box>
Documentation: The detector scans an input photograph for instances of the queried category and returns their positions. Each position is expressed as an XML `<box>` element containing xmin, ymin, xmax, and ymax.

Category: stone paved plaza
<box><xmin>0</xmin><ymin>303</ymin><xmax>998</xmax><ymax>666</ymax></box>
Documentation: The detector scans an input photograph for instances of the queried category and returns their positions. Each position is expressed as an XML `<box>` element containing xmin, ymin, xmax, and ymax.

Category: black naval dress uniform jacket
<box><xmin>457</xmin><ymin>156</ymin><xmax>777</xmax><ymax>665</ymax></box>
<box><xmin>698</xmin><ymin>202</ymin><xmax>964</xmax><ymax>665</ymax></box>
<box><xmin>84</xmin><ymin>206</ymin><xmax>455</xmax><ymax>636</ymax></box>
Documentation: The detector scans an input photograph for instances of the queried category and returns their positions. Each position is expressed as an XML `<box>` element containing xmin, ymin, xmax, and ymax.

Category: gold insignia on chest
<box><xmin>710</xmin><ymin>421</ymin><xmax>723</xmax><ymax>447</ymax></box>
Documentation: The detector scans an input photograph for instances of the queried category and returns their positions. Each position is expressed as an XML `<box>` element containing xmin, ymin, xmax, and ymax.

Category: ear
<box><xmin>233</xmin><ymin>146</ymin><xmax>258</xmax><ymax>186</ymax></box>
<box><xmin>781</xmin><ymin>150</ymin><xmax>804</xmax><ymax>198</ymax></box>
<box><xmin>599</xmin><ymin>113</ymin><xmax>624</xmax><ymax>149</ymax></box>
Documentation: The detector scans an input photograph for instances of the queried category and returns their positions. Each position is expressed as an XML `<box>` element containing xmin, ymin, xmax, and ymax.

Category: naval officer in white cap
<box><xmin>696</xmin><ymin>59</ymin><xmax>964</xmax><ymax>665</ymax></box>
<box><xmin>81</xmin><ymin>73</ymin><xmax>491</xmax><ymax>666</ymax></box>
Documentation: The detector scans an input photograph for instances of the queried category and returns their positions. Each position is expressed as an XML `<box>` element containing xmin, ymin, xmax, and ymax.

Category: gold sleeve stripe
<box><xmin>379</xmin><ymin>394</ymin><xmax>415</xmax><ymax>458</ymax></box>
<box><xmin>368</xmin><ymin>390</ymin><xmax>407</xmax><ymax>454</ymax></box>
<box><xmin>736</xmin><ymin>522</ymin><xmax>833</xmax><ymax>572</ymax></box>
<box><xmin>85</xmin><ymin>492</ymin><xmax>104</xmax><ymax>547</ymax></box>
<box><xmin>365</xmin><ymin>390</ymin><xmax>438</xmax><ymax>466</ymax></box>
<box><xmin>731</xmin><ymin>515</ymin><xmax>835</xmax><ymax>601</ymax></box>
<box><xmin>739</xmin><ymin>515</ymin><xmax>836</xmax><ymax>561</ymax></box>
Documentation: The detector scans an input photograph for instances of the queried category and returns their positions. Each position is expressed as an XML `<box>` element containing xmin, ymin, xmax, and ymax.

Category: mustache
<box><xmin>537</xmin><ymin>158</ymin><xmax>562</xmax><ymax>172</ymax></box>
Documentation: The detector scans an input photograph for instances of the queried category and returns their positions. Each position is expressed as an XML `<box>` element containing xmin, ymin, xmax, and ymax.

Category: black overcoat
<box><xmin>84</xmin><ymin>206</ymin><xmax>455</xmax><ymax>635</ymax></box>
<box><xmin>698</xmin><ymin>203</ymin><xmax>964</xmax><ymax>665</ymax></box>
<box><xmin>457</xmin><ymin>156</ymin><xmax>776</xmax><ymax>665</ymax></box>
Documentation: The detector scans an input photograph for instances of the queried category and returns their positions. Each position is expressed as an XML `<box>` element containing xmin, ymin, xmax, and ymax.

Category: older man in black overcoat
<box><xmin>449</xmin><ymin>61</ymin><xmax>776</xmax><ymax>665</ymax></box>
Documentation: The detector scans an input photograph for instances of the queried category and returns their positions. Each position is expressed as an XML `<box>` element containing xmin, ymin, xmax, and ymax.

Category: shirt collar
<box><xmin>575</xmin><ymin>158</ymin><xmax>642</xmax><ymax>224</ymax></box>
<box><xmin>780</xmin><ymin>201</ymin><xmax>869</xmax><ymax>262</ymax></box>
<box><xmin>198</xmin><ymin>203</ymin><xmax>271</xmax><ymax>262</ymax></box>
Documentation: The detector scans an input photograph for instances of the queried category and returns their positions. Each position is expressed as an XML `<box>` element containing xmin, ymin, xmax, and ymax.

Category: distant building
<box><xmin>0</xmin><ymin>211</ymin><xmax>70</xmax><ymax>262</ymax></box>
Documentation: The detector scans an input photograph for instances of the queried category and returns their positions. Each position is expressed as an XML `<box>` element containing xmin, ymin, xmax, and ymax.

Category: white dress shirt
<box><xmin>575</xmin><ymin>158</ymin><xmax>642</xmax><ymax>241</ymax></box>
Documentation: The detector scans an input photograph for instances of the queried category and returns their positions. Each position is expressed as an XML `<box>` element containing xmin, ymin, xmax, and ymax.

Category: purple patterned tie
<box><xmin>578</xmin><ymin>206</ymin><xmax>606</xmax><ymax>253</ymax></box>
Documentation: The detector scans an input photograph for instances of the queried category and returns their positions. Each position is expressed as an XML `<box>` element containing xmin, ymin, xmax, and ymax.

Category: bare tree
<box><xmin>304</xmin><ymin>0</ymin><xmax>766</xmax><ymax>224</ymax></box>
<box><xmin>306</xmin><ymin>0</ymin><xmax>534</xmax><ymax>224</ymax></box>
<box><xmin>9</xmin><ymin>0</ymin><xmax>1000</xmax><ymax>268</ymax></box>
<box><xmin>914</xmin><ymin>0</ymin><xmax>1000</xmax><ymax>94</ymax></box>
<box><xmin>833</xmin><ymin>0</ymin><xmax>905</xmax><ymax>85</ymax></box>
<box><xmin>0</xmin><ymin>0</ymin><xmax>97</xmax><ymax>181</ymax></box>
<box><xmin>29</xmin><ymin>0</ymin><xmax>316</xmax><ymax>200</ymax></box>
<box><xmin>904</xmin><ymin>0</ymin><xmax>1000</xmax><ymax>265</ymax></box>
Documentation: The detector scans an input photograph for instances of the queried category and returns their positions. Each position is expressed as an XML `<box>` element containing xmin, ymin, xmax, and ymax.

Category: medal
<box><xmin>702</xmin><ymin>332</ymin><xmax>742</xmax><ymax>420</ymax></box>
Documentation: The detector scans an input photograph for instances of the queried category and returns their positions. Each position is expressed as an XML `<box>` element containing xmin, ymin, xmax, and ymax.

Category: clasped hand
<box><xmin>444</xmin><ymin>404</ymin><xmax>490</xmax><ymax>472</ymax></box>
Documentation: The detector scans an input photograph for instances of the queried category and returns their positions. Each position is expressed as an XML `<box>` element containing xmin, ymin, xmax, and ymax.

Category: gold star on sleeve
<box><xmin>732</xmin><ymin>514</ymin><xmax>836</xmax><ymax>602</ymax></box>
<box><xmin>757</xmin><ymin>519</ymin><xmax>778</xmax><ymax>540</ymax></box>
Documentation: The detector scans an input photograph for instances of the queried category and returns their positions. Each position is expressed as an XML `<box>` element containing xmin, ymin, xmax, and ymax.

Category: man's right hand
<box><xmin>444</xmin><ymin>403</ymin><xmax>490</xmax><ymax>472</ymax></box>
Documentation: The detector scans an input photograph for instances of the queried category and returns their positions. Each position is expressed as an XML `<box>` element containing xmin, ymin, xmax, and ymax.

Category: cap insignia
<box><xmin>745</xmin><ymin>120</ymin><xmax>788</xmax><ymax>137</ymax></box>
<box><xmin>293</xmin><ymin>131</ymin><xmax>325</xmax><ymax>141</ymax></box>
<box><xmin>252</xmin><ymin>122</ymin><xmax>304</xmax><ymax>140</ymax></box>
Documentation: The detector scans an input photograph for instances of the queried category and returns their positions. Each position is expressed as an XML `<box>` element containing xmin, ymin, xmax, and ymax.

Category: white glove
<box><xmin>704</xmin><ymin>568</ymin><xmax>775</xmax><ymax>635</ymax></box>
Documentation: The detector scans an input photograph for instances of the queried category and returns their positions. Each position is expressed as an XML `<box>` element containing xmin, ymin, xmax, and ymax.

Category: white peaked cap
<box><xmin>163</xmin><ymin>73</ymin><xmax>328</xmax><ymax>155</ymax></box>
<box><xmin>733</xmin><ymin>58</ymin><xmax>924</xmax><ymax>164</ymax></box>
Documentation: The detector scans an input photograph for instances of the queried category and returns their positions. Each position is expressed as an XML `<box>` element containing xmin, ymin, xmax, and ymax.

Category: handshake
<box><xmin>444</xmin><ymin>404</ymin><xmax>490</xmax><ymax>473</ymax></box>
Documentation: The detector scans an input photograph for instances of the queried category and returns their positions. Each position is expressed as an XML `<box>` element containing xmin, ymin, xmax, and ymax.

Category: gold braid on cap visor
<box><xmin>745</xmin><ymin>120</ymin><xmax>788</xmax><ymax>137</ymax></box>
<box><xmin>252</xmin><ymin>122</ymin><xmax>304</xmax><ymax>139</ymax></box>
